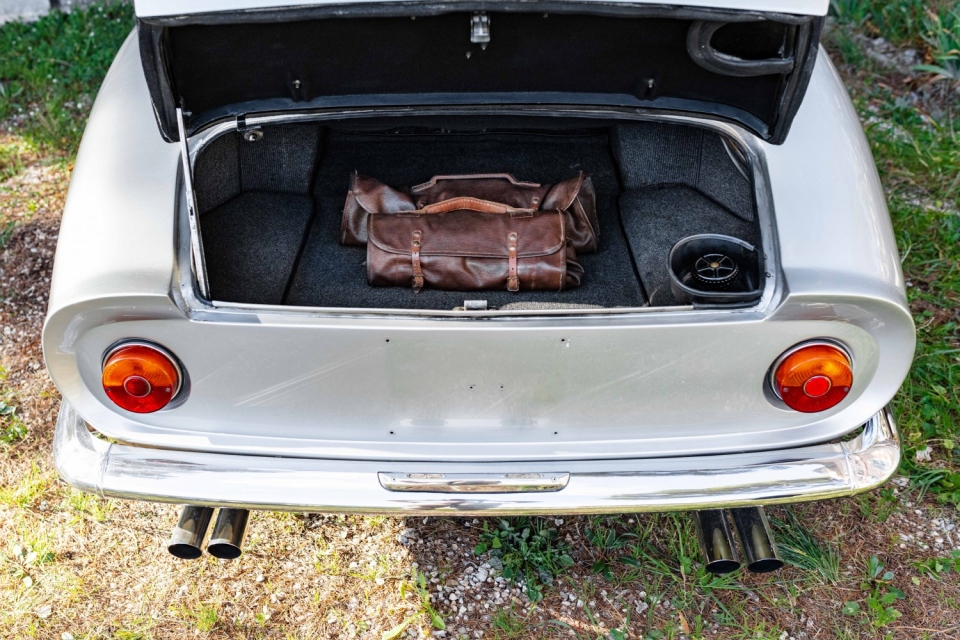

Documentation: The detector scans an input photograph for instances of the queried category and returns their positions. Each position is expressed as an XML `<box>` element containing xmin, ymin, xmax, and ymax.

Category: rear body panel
<box><xmin>43</xmin><ymin>36</ymin><xmax>914</xmax><ymax>470</ymax></box>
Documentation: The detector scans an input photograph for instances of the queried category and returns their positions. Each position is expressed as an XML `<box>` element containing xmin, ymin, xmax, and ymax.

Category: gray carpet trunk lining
<box><xmin>195</xmin><ymin>120</ymin><xmax>759</xmax><ymax>309</ymax></box>
<box><xmin>200</xmin><ymin>191</ymin><xmax>315</xmax><ymax>305</ymax></box>
<box><xmin>285</xmin><ymin>129</ymin><xmax>645</xmax><ymax>309</ymax></box>
<box><xmin>620</xmin><ymin>187</ymin><xmax>760</xmax><ymax>307</ymax></box>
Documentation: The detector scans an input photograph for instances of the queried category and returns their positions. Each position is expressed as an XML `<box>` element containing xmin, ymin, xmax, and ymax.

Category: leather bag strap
<box><xmin>411</xmin><ymin>230</ymin><xmax>424</xmax><ymax>293</ymax></box>
<box><xmin>507</xmin><ymin>232</ymin><xmax>519</xmax><ymax>292</ymax></box>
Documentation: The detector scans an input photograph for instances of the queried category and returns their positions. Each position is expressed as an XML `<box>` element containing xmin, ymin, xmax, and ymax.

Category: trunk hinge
<box><xmin>236</xmin><ymin>115</ymin><xmax>263</xmax><ymax>142</ymax></box>
<box><xmin>176</xmin><ymin>107</ymin><xmax>211</xmax><ymax>300</ymax></box>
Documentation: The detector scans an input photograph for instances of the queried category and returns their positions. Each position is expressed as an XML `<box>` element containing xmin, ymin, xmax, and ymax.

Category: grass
<box><xmin>838</xmin><ymin>48</ymin><xmax>960</xmax><ymax>506</ymax></box>
<box><xmin>830</xmin><ymin>0</ymin><xmax>955</xmax><ymax>46</ymax></box>
<box><xmin>821</xmin><ymin>0</ymin><xmax>960</xmax><ymax>513</ymax></box>
<box><xmin>0</xmin><ymin>2</ymin><xmax>134</xmax><ymax>156</ymax></box>
<box><xmin>915</xmin><ymin>7</ymin><xmax>960</xmax><ymax>81</ymax></box>
<box><xmin>174</xmin><ymin>600</ymin><xmax>220</xmax><ymax>632</ymax></box>
<box><xmin>772</xmin><ymin>510</ymin><xmax>842</xmax><ymax>585</ymax></box>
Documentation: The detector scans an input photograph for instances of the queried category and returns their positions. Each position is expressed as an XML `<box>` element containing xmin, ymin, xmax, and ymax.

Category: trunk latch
<box><xmin>470</xmin><ymin>12</ymin><xmax>490</xmax><ymax>47</ymax></box>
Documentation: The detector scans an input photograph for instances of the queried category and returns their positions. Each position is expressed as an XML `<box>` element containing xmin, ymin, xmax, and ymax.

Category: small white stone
<box><xmin>36</xmin><ymin>605</ymin><xmax>52</xmax><ymax>619</ymax></box>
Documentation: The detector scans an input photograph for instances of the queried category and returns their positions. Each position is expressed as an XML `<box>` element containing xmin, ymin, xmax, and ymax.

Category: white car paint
<box><xmin>43</xmin><ymin>35</ymin><xmax>913</xmax><ymax>464</ymax></box>
<box><xmin>133</xmin><ymin>0</ymin><xmax>830</xmax><ymax>19</ymax></box>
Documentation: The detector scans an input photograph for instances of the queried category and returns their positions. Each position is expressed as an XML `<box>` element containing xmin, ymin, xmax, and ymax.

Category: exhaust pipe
<box><xmin>206</xmin><ymin>508</ymin><xmax>250</xmax><ymax>559</ymax></box>
<box><xmin>693</xmin><ymin>509</ymin><xmax>741</xmax><ymax>574</ymax></box>
<box><xmin>167</xmin><ymin>506</ymin><xmax>214</xmax><ymax>559</ymax></box>
<box><xmin>730</xmin><ymin>507</ymin><xmax>784</xmax><ymax>573</ymax></box>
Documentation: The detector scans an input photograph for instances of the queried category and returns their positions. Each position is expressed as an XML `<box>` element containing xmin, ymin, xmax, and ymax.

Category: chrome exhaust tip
<box><xmin>730</xmin><ymin>507</ymin><xmax>784</xmax><ymax>573</ymax></box>
<box><xmin>167</xmin><ymin>506</ymin><xmax>214</xmax><ymax>559</ymax></box>
<box><xmin>693</xmin><ymin>509</ymin><xmax>741</xmax><ymax>574</ymax></box>
<box><xmin>206</xmin><ymin>508</ymin><xmax>249</xmax><ymax>559</ymax></box>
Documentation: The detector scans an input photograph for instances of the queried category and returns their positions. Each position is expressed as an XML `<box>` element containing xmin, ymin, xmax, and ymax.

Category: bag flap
<box><xmin>350</xmin><ymin>172</ymin><xmax>416</xmax><ymax>214</ymax></box>
<box><xmin>368</xmin><ymin>209</ymin><xmax>566</xmax><ymax>258</ymax></box>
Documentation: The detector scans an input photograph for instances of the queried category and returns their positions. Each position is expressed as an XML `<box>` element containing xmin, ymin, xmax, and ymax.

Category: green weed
<box><xmin>174</xmin><ymin>602</ymin><xmax>220</xmax><ymax>633</ymax></box>
<box><xmin>915</xmin><ymin>6</ymin><xmax>960</xmax><ymax>82</ymax></box>
<box><xmin>382</xmin><ymin>568</ymin><xmax>445</xmax><ymax>640</ymax></box>
<box><xmin>913</xmin><ymin>550</ymin><xmax>960</xmax><ymax>579</ymax></box>
<box><xmin>584</xmin><ymin>518</ymin><xmax>637</xmax><ymax>580</ymax></box>
<box><xmin>0</xmin><ymin>136</ymin><xmax>35</xmax><ymax>182</ymax></box>
<box><xmin>0</xmin><ymin>462</ymin><xmax>53</xmax><ymax>507</ymax></box>
<box><xmin>490</xmin><ymin>607</ymin><xmax>531</xmax><ymax>639</ymax></box>
<box><xmin>843</xmin><ymin>555</ymin><xmax>905</xmax><ymax>632</ymax></box>
<box><xmin>856</xmin><ymin>487</ymin><xmax>900</xmax><ymax>523</ymax></box>
<box><xmin>312</xmin><ymin>539</ymin><xmax>340</xmax><ymax>576</ymax></box>
<box><xmin>0</xmin><ymin>399</ymin><xmax>27</xmax><ymax>445</ymax></box>
<box><xmin>474</xmin><ymin>518</ymin><xmax>573</xmax><ymax>602</ymax></box>
<box><xmin>64</xmin><ymin>489</ymin><xmax>114</xmax><ymax>524</ymax></box>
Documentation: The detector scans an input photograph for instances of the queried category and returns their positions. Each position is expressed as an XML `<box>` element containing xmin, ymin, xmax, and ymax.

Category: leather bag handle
<box><xmin>412</xmin><ymin>173</ymin><xmax>541</xmax><ymax>191</ymax></box>
<box><xmin>420</xmin><ymin>197</ymin><xmax>534</xmax><ymax>215</ymax></box>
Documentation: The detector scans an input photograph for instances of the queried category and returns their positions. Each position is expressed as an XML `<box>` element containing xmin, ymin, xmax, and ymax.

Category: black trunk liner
<box><xmin>201</xmin><ymin>191</ymin><xmax>314</xmax><ymax>305</ymax></box>
<box><xmin>619</xmin><ymin>186</ymin><xmax>760</xmax><ymax>306</ymax></box>
<box><xmin>283</xmin><ymin>130</ymin><xmax>647</xmax><ymax>309</ymax></box>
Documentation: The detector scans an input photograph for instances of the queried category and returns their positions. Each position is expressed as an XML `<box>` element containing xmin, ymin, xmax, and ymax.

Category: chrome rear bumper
<box><xmin>54</xmin><ymin>401</ymin><xmax>900</xmax><ymax>515</ymax></box>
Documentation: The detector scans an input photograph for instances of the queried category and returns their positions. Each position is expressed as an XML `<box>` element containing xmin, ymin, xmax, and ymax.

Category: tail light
<box><xmin>102</xmin><ymin>343</ymin><xmax>182</xmax><ymax>413</ymax></box>
<box><xmin>772</xmin><ymin>342</ymin><xmax>852</xmax><ymax>413</ymax></box>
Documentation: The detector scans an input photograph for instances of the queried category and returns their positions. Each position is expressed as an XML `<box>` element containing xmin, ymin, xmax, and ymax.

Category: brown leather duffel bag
<box><xmin>366</xmin><ymin>198</ymin><xmax>583</xmax><ymax>292</ymax></box>
<box><xmin>342</xmin><ymin>171</ymin><xmax>599</xmax><ymax>252</ymax></box>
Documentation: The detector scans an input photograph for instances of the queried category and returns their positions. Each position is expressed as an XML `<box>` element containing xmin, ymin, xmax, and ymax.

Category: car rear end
<box><xmin>44</xmin><ymin>0</ymin><xmax>913</xmax><ymax>564</ymax></box>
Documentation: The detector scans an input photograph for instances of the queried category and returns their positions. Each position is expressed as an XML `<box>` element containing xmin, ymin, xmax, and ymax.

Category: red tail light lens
<box><xmin>773</xmin><ymin>343</ymin><xmax>852</xmax><ymax>413</ymax></box>
<box><xmin>102</xmin><ymin>344</ymin><xmax>181</xmax><ymax>413</ymax></box>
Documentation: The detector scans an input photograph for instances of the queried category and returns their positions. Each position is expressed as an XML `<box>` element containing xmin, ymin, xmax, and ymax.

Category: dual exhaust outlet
<box><xmin>168</xmin><ymin>504</ymin><xmax>779</xmax><ymax>572</ymax></box>
<box><xmin>168</xmin><ymin>506</ymin><xmax>249</xmax><ymax>560</ymax></box>
<box><xmin>694</xmin><ymin>507</ymin><xmax>783</xmax><ymax>574</ymax></box>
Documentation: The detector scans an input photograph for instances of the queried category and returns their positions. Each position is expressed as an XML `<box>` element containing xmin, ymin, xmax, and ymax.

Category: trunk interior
<box><xmin>192</xmin><ymin>116</ymin><xmax>760</xmax><ymax>311</ymax></box>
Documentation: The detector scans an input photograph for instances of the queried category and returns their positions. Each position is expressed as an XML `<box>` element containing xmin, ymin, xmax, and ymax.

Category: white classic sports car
<box><xmin>44</xmin><ymin>0</ymin><xmax>914</xmax><ymax>570</ymax></box>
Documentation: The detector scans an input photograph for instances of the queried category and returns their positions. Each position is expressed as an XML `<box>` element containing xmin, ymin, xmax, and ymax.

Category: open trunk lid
<box><xmin>136</xmin><ymin>1</ymin><xmax>825</xmax><ymax>144</ymax></box>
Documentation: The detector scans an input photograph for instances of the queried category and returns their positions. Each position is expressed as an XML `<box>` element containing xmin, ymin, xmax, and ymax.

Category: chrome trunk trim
<box><xmin>176</xmin><ymin>107</ymin><xmax>210</xmax><ymax>300</ymax></box>
<box><xmin>378</xmin><ymin>472</ymin><xmax>570</xmax><ymax>493</ymax></box>
<box><xmin>54</xmin><ymin>401</ymin><xmax>899</xmax><ymax>515</ymax></box>
<box><xmin>178</xmin><ymin>106</ymin><xmax>782</xmax><ymax>320</ymax></box>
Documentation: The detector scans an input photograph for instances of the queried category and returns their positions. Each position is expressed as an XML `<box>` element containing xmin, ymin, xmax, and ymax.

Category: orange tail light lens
<box><xmin>102</xmin><ymin>343</ymin><xmax>181</xmax><ymax>413</ymax></box>
<box><xmin>773</xmin><ymin>343</ymin><xmax>852</xmax><ymax>413</ymax></box>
